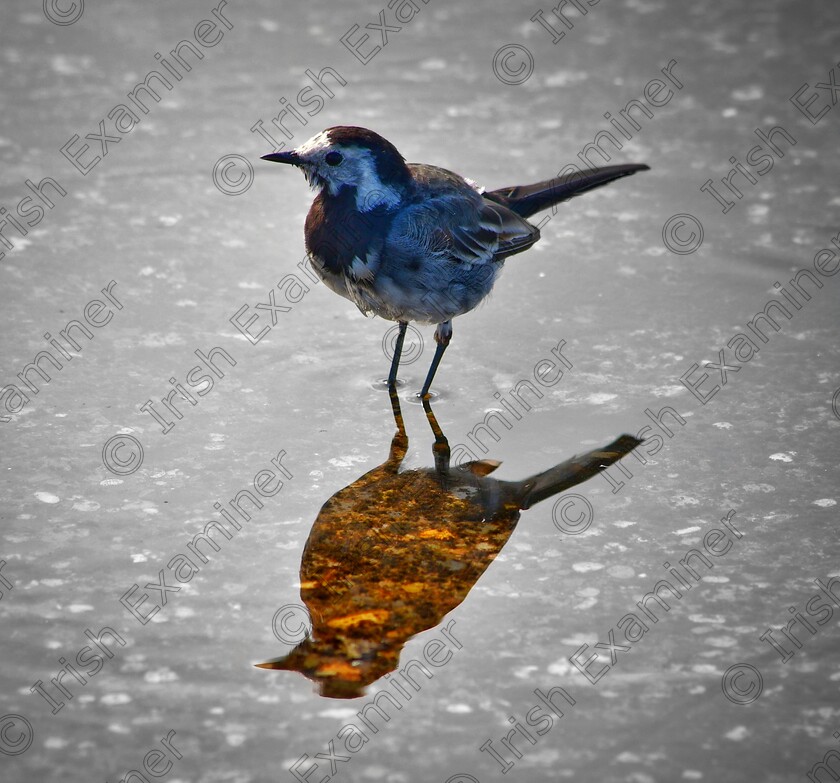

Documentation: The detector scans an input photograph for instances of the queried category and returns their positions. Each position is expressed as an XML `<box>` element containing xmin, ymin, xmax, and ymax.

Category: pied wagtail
<box><xmin>262</xmin><ymin>126</ymin><xmax>649</xmax><ymax>397</ymax></box>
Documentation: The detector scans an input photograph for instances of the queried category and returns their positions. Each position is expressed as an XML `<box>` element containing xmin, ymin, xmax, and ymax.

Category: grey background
<box><xmin>1</xmin><ymin>0</ymin><xmax>838</xmax><ymax>782</ymax></box>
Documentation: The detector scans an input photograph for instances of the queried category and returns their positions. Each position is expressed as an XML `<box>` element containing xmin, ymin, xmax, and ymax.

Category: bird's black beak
<box><xmin>261</xmin><ymin>150</ymin><xmax>302</xmax><ymax>166</ymax></box>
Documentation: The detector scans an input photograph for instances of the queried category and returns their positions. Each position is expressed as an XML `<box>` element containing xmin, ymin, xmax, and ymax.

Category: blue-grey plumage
<box><xmin>262</xmin><ymin>126</ymin><xmax>649</xmax><ymax>396</ymax></box>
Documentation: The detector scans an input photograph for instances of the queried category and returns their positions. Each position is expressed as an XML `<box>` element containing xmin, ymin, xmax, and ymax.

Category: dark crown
<box><xmin>324</xmin><ymin>126</ymin><xmax>412</xmax><ymax>187</ymax></box>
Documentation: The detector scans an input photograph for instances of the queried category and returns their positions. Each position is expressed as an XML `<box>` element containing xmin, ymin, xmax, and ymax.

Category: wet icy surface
<box><xmin>1</xmin><ymin>0</ymin><xmax>839</xmax><ymax>781</ymax></box>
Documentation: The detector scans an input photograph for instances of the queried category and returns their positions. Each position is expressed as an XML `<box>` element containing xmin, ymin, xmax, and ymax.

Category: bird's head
<box><xmin>261</xmin><ymin>126</ymin><xmax>412</xmax><ymax>212</ymax></box>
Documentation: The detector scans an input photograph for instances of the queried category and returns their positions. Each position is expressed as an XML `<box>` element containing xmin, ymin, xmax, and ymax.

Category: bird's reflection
<box><xmin>257</xmin><ymin>390</ymin><xmax>640</xmax><ymax>698</ymax></box>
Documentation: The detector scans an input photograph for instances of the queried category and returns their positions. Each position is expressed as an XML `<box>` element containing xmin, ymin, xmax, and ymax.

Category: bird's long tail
<box><xmin>511</xmin><ymin>434</ymin><xmax>642</xmax><ymax>510</ymax></box>
<box><xmin>485</xmin><ymin>164</ymin><xmax>650</xmax><ymax>219</ymax></box>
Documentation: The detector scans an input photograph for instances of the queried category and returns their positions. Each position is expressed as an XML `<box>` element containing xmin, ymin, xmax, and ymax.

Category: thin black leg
<box><xmin>422</xmin><ymin>394</ymin><xmax>450</xmax><ymax>475</ymax></box>
<box><xmin>387</xmin><ymin>321</ymin><xmax>408</xmax><ymax>388</ymax></box>
<box><xmin>385</xmin><ymin>384</ymin><xmax>408</xmax><ymax>470</ymax></box>
<box><xmin>421</xmin><ymin>320</ymin><xmax>452</xmax><ymax>398</ymax></box>
<box><xmin>420</xmin><ymin>342</ymin><xmax>447</xmax><ymax>399</ymax></box>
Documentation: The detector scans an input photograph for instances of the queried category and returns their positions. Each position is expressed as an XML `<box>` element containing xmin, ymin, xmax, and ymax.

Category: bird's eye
<box><xmin>325</xmin><ymin>151</ymin><xmax>343</xmax><ymax>166</ymax></box>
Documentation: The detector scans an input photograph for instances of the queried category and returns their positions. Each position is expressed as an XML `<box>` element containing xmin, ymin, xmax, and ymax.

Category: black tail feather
<box><xmin>485</xmin><ymin>164</ymin><xmax>650</xmax><ymax>219</ymax></box>
<box><xmin>515</xmin><ymin>434</ymin><xmax>642</xmax><ymax>510</ymax></box>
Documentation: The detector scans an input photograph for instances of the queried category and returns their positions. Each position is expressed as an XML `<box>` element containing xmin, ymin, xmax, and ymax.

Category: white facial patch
<box><xmin>293</xmin><ymin>132</ymin><xmax>402</xmax><ymax>212</ymax></box>
<box><xmin>346</xmin><ymin>148</ymin><xmax>402</xmax><ymax>212</ymax></box>
<box><xmin>295</xmin><ymin>130</ymin><xmax>331</xmax><ymax>156</ymax></box>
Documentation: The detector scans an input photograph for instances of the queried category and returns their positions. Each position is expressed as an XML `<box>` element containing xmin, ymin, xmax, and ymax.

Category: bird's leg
<box><xmin>387</xmin><ymin>321</ymin><xmax>408</xmax><ymax>389</ymax></box>
<box><xmin>422</xmin><ymin>394</ymin><xmax>450</xmax><ymax>475</ymax></box>
<box><xmin>420</xmin><ymin>321</ymin><xmax>452</xmax><ymax>399</ymax></box>
<box><xmin>385</xmin><ymin>383</ymin><xmax>409</xmax><ymax>470</ymax></box>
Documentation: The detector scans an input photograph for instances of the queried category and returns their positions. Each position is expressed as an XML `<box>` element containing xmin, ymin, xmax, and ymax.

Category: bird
<box><xmin>261</xmin><ymin>126</ymin><xmax>649</xmax><ymax>397</ymax></box>
<box><xmin>256</xmin><ymin>388</ymin><xmax>641</xmax><ymax>698</ymax></box>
